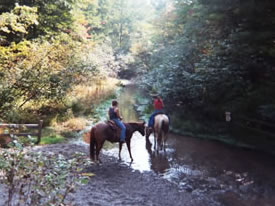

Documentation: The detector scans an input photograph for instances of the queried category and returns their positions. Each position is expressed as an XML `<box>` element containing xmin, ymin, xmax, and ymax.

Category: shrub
<box><xmin>0</xmin><ymin>143</ymin><xmax>91</xmax><ymax>206</ymax></box>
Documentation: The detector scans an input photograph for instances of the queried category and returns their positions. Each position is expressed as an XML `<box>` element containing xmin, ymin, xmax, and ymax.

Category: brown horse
<box><xmin>90</xmin><ymin>121</ymin><xmax>145</xmax><ymax>162</ymax></box>
<box><xmin>146</xmin><ymin>114</ymin><xmax>169</xmax><ymax>152</ymax></box>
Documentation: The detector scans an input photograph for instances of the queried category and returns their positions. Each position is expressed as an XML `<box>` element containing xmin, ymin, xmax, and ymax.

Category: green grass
<box><xmin>40</xmin><ymin>134</ymin><xmax>65</xmax><ymax>145</ymax></box>
<box><xmin>39</xmin><ymin>127</ymin><xmax>66</xmax><ymax>145</ymax></box>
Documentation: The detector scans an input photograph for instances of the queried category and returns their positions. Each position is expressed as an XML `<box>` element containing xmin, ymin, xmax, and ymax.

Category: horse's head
<box><xmin>127</xmin><ymin>121</ymin><xmax>146</xmax><ymax>136</ymax></box>
<box><xmin>138</xmin><ymin>121</ymin><xmax>146</xmax><ymax>136</ymax></box>
<box><xmin>145</xmin><ymin>126</ymin><xmax>153</xmax><ymax>139</ymax></box>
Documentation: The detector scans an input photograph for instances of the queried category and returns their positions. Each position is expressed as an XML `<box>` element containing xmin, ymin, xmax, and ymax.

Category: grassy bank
<box><xmin>0</xmin><ymin>78</ymin><xmax>122</xmax><ymax>147</ymax></box>
<box><xmin>39</xmin><ymin>78</ymin><xmax>122</xmax><ymax>145</ymax></box>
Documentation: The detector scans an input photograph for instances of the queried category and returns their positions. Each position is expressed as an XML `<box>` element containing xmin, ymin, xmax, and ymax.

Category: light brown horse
<box><xmin>90</xmin><ymin>121</ymin><xmax>145</xmax><ymax>162</ymax></box>
<box><xmin>146</xmin><ymin>114</ymin><xmax>169</xmax><ymax>152</ymax></box>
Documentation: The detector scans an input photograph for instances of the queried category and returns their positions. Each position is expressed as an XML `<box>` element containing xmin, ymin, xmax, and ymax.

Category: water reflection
<box><xmin>146</xmin><ymin>138</ymin><xmax>170</xmax><ymax>174</ymax></box>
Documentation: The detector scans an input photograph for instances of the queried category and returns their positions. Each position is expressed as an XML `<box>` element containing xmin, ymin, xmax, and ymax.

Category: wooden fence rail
<box><xmin>0</xmin><ymin>120</ymin><xmax>43</xmax><ymax>145</ymax></box>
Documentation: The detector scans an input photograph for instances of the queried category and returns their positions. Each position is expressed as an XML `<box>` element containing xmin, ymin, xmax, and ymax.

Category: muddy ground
<box><xmin>1</xmin><ymin>142</ymin><xmax>221</xmax><ymax>206</ymax></box>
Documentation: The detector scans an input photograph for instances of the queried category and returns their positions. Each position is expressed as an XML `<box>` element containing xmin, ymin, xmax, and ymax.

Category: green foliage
<box><xmin>91</xmin><ymin>0</ymin><xmax>155</xmax><ymax>54</ymax></box>
<box><xmin>80</xmin><ymin>42</ymin><xmax>120</xmax><ymax>78</ymax></box>
<box><xmin>0</xmin><ymin>142</ymin><xmax>91</xmax><ymax>205</ymax></box>
<box><xmin>137</xmin><ymin>0</ymin><xmax>275</xmax><ymax>122</ymax></box>
<box><xmin>0</xmin><ymin>0</ymin><xmax>75</xmax><ymax>37</ymax></box>
<box><xmin>36</xmin><ymin>0</ymin><xmax>74</xmax><ymax>36</ymax></box>
<box><xmin>71</xmin><ymin>100</ymin><xmax>86</xmax><ymax>114</ymax></box>
<box><xmin>0</xmin><ymin>0</ymin><xmax>119</xmax><ymax>122</ymax></box>
<box><xmin>92</xmin><ymin>93</ymin><xmax>117</xmax><ymax>121</ymax></box>
<box><xmin>40</xmin><ymin>134</ymin><xmax>65</xmax><ymax>145</ymax></box>
<box><xmin>0</xmin><ymin>36</ymin><xmax>81</xmax><ymax>118</ymax></box>
<box><xmin>0</xmin><ymin>4</ymin><xmax>38</xmax><ymax>44</ymax></box>
<box><xmin>0</xmin><ymin>0</ymin><xmax>150</xmax><ymax>124</ymax></box>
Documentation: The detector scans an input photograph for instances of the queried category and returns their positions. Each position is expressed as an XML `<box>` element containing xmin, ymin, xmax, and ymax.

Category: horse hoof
<box><xmin>94</xmin><ymin>159</ymin><xmax>102</xmax><ymax>165</ymax></box>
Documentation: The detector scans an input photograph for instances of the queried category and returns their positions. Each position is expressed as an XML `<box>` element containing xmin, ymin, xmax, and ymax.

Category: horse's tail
<box><xmin>161</xmin><ymin>116</ymin><xmax>169</xmax><ymax>143</ymax></box>
<box><xmin>161</xmin><ymin>117</ymin><xmax>169</xmax><ymax>134</ymax></box>
<box><xmin>90</xmin><ymin>127</ymin><xmax>96</xmax><ymax>161</ymax></box>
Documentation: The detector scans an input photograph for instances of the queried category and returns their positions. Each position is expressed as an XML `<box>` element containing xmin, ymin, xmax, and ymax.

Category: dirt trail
<box><xmin>1</xmin><ymin>130</ymin><xmax>275</xmax><ymax>205</ymax></box>
<box><xmin>31</xmin><ymin>143</ymin><xmax>220</xmax><ymax>206</ymax></box>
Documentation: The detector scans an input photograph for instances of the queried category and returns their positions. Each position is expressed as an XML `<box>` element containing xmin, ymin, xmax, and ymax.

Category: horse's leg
<box><xmin>161</xmin><ymin>132</ymin><xmax>165</xmax><ymax>151</ymax></box>
<box><xmin>145</xmin><ymin>134</ymin><xmax>151</xmax><ymax>145</ymax></box>
<box><xmin>90</xmin><ymin>127</ymin><xmax>96</xmax><ymax>162</ymax></box>
<box><xmin>119</xmin><ymin>142</ymin><xmax>123</xmax><ymax>160</ymax></box>
<box><xmin>145</xmin><ymin>131</ymin><xmax>150</xmax><ymax>142</ymax></box>
<box><xmin>153</xmin><ymin>132</ymin><xmax>157</xmax><ymax>151</ymax></box>
<box><xmin>158</xmin><ymin>131</ymin><xmax>162</xmax><ymax>151</ymax></box>
<box><xmin>162</xmin><ymin>119</ymin><xmax>169</xmax><ymax>152</ymax></box>
<box><xmin>157</xmin><ymin>135</ymin><xmax>162</xmax><ymax>152</ymax></box>
<box><xmin>96</xmin><ymin>140</ymin><xmax>104</xmax><ymax>163</ymax></box>
<box><xmin>145</xmin><ymin>139</ymin><xmax>152</xmax><ymax>155</ymax></box>
<box><xmin>163</xmin><ymin>132</ymin><xmax>168</xmax><ymax>151</ymax></box>
<box><xmin>126</xmin><ymin>140</ymin><xmax>133</xmax><ymax>162</ymax></box>
<box><xmin>155</xmin><ymin>130</ymin><xmax>161</xmax><ymax>153</ymax></box>
<box><xmin>90</xmin><ymin>139</ymin><xmax>95</xmax><ymax>162</ymax></box>
<box><xmin>164</xmin><ymin>131</ymin><xmax>166</xmax><ymax>150</ymax></box>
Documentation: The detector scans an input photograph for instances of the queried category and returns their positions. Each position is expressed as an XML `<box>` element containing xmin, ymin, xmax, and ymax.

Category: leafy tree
<box><xmin>0</xmin><ymin>0</ymin><xmax>75</xmax><ymax>37</ymax></box>
<box><xmin>0</xmin><ymin>4</ymin><xmax>38</xmax><ymax>45</ymax></box>
<box><xmin>138</xmin><ymin>0</ymin><xmax>275</xmax><ymax>121</ymax></box>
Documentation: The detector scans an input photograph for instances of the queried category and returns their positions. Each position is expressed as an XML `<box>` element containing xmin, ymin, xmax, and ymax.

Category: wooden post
<box><xmin>36</xmin><ymin>120</ymin><xmax>43</xmax><ymax>144</ymax></box>
<box><xmin>225</xmin><ymin>112</ymin><xmax>231</xmax><ymax>122</ymax></box>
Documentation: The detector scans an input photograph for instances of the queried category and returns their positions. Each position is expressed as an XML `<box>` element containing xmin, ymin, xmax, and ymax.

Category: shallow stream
<box><xmin>82</xmin><ymin>84</ymin><xmax>275</xmax><ymax>206</ymax></box>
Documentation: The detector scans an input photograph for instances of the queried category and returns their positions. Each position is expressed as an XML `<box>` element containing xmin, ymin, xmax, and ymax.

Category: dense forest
<box><xmin>0</xmin><ymin>0</ymin><xmax>275</xmax><ymax>149</ymax></box>
<box><xmin>138</xmin><ymin>0</ymin><xmax>275</xmax><ymax>122</ymax></box>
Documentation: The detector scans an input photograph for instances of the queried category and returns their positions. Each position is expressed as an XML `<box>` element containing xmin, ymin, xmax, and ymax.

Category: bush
<box><xmin>0</xmin><ymin>144</ymin><xmax>91</xmax><ymax>206</ymax></box>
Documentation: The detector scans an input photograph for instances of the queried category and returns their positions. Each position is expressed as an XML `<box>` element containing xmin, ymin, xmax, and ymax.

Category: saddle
<box><xmin>106</xmin><ymin>120</ymin><xmax>121</xmax><ymax>140</ymax></box>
